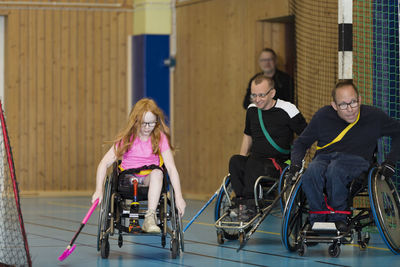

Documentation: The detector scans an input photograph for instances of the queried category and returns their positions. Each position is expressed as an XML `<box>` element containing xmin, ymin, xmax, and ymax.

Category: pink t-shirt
<box><xmin>120</xmin><ymin>132</ymin><xmax>170</xmax><ymax>170</ymax></box>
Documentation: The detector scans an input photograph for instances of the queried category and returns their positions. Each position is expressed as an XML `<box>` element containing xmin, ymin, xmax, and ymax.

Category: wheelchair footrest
<box><xmin>312</xmin><ymin>222</ymin><xmax>337</xmax><ymax>232</ymax></box>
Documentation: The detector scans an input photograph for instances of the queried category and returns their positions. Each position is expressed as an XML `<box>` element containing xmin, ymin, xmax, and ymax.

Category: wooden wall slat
<box><xmin>28</xmin><ymin>10</ymin><xmax>37</xmax><ymax>190</ymax></box>
<box><xmin>19</xmin><ymin>10</ymin><xmax>29</xmax><ymax>190</ymax></box>
<box><xmin>77</xmin><ymin>10</ymin><xmax>87</xmax><ymax>189</ymax></box>
<box><xmin>69</xmin><ymin>10</ymin><xmax>78</xmax><ymax>190</ymax></box>
<box><xmin>60</xmin><ymin>10</ymin><xmax>69</xmax><ymax>190</ymax></box>
<box><xmin>44</xmin><ymin>10</ymin><xmax>54</xmax><ymax>190</ymax></box>
<box><xmin>52</xmin><ymin>9</ymin><xmax>62</xmax><ymax>190</ymax></box>
<box><xmin>36</xmin><ymin>9</ymin><xmax>45</xmax><ymax>190</ymax></box>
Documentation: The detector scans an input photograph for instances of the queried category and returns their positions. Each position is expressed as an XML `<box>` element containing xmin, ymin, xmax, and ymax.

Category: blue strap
<box><xmin>257</xmin><ymin>108</ymin><xmax>290</xmax><ymax>154</ymax></box>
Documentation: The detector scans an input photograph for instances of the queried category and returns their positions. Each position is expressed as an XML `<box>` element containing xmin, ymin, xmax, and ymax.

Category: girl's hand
<box><xmin>175</xmin><ymin>197</ymin><xmax>186</xmax><ymax>217</ymax></box>
<box><xmin>92</xmin><ymin>190</ymin><xmax>103</xmax><ymax>205</ymax></box>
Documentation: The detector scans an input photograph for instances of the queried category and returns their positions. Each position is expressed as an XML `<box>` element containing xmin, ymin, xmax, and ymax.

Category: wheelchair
<box><xmin>281</xmin><ymin>165</ymin><xmax>400</xmax><ymax>257</ymax></box>
<box><xmin>96</xmin><ymin>162</ymin><xmax>184</xmax><ymax>259</ymax></box>
<box><xmin>214</xmin><ymin>166</ymin><xmax>293</xmax><ymax>248</ymax></box>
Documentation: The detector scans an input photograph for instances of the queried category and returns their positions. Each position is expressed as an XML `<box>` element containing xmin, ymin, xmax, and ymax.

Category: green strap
<box><xmin>258</xmin><ymin>108</ymin><xmax>290</xmax><ymax>155</ymax></box>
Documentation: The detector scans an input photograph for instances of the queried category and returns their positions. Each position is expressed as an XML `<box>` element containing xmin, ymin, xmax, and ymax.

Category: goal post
<box><xmin>0</xmin><ymin>100</ymin><xmax>31</xmax><ymax>267</ymax></box>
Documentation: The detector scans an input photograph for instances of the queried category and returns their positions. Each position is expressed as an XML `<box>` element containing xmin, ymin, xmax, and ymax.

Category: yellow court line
<box><xmin>344</xmin><ymin>243</ymin><xmax>389</xmax><ymax>251</ymax></box>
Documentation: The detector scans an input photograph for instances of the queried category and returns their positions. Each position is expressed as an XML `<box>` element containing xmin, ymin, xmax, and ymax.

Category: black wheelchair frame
<box><xmin>96</xmin><ymin>162</ymin><xmax>184</xmax><ymax>259</ymax></box>
<box><xmin>214</xmin><ymin>166</ymin><xmax>293</xmax><ymax>249</ymax></box>
<box><xmin>281</xmin><ymin>166</ymin><xmax>400</xmax><ymax>257</ymax></box>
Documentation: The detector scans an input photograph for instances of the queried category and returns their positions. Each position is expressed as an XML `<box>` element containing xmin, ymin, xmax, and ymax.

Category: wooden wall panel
<box><xmin>1</xmin><ymin>1</ymin><xmax>134</xmax><ymax>193</ymax></box>
<box><xmin>175</xmin><ymin>0</ymin><xmax>290</xmax><ymax>198</ymax></box>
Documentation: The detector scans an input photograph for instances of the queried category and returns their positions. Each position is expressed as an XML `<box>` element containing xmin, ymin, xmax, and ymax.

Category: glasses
<box><xmin>141</xmin><ymin>121</ymin><xmax>157</xmax><ymax>128</ymax></box>
<box><xmin>337</xmin><ymin>100</ymin><xmax>359</xmax><ymax>110</ymax></box>
<box><xmin>250</xmin><ymin>88</ymin><xmax>273</xmax><ymax>100</ymax></box>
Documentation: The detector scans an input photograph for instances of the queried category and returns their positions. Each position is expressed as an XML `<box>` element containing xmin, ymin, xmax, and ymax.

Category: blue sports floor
<box><xmin>23</xmin><ymin>196</ymin><xmax>400</xmax><ymax>267</ymax></box>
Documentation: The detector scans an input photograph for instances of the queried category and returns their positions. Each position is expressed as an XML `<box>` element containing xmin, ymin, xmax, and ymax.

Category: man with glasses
<box><xmin>286</xmin><ymin>80</ymin><xmax>400</xmax><ymax>231</ymax></box>
<box><xmin>242</xmin><ymin>48</ymin><xmax>294</xmax><ymax>109</ymax></box>
<box><xmin>229</xmin><ymin>74</ymin><xmax>307</xmax><ymax>221</ymax></box>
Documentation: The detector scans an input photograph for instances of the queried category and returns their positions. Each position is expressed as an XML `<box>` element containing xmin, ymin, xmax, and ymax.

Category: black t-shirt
<box><xmin>244</xmin><ymin>99</ymin><xmax>307</xmax><ymax>160</ymax></box>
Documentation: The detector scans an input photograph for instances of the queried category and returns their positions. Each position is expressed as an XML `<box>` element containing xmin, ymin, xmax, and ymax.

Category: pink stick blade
<box><xmin>57</xmin><ymin>199</ymin><xmax>98</xmax><ymax>261</ymax></box>
<box><xmin>82</xmin><ymin>198</ymin><xmax>99</xmax><ymax>224</ymax></box>
<box><xmin>58</xmin><ymin>245</ymin><xmax>76</xmax><ymax>261</ymax></box>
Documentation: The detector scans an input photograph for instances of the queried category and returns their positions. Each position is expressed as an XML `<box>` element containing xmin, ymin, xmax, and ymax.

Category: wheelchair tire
<box><xmin>281</xmin><ymin>179</ymin><xmax>308</xmax><ymax>252</ymax></box>
<box><xmin>214</xmin><ymin>177</ymin><xmax>239</xmax><ymax>240</ymax></box>
<box><xmin>118</xmin><ymin>234</ymin><xmax>123</xmax><ymax>248</ymax></box>
<box><xmin>162</xmin><ymin>234</ymin><xmax>166</xmax><ymax>248</ymax></box>
<box><xmin>100</xmin><ymin>237</ymin><xmax>110</xmax><ymax>259</ymax></box>
<box><xmin>217</xmin><ymin>232</ymin><xmax>224</xmax><ymax>244</ymax></box>
<box><xmin>171</xmin><ymin>238</ymin><xmax>179</xmax><ymax>259</ymax></box>
<box><xmin>328</xmin><ymin>243</ymin><xmax>340</xmax><ymax>258</ymax></box>
<box><xmin>168</xmin><ymin>186</ymin><xmax>184</xmax><ymax>255</ymax></box>
<box><xmin>278</xmin><ymin>166</ymin><xmax>290</xmax><ymax>213</ymax></box>
<box><xmin>298</xmin><ymin>243</ymin><xmax>307</xmax><ymax>256</ymax></box>
<box><xmin>368</xmin><ymin>167</ymin><xmax>400</xmax><ymax>254</ymax></box>
<box><xmin>97</xmin><ymin>175</ymin><xmax>113</xmax><ymax>252</ymax></box>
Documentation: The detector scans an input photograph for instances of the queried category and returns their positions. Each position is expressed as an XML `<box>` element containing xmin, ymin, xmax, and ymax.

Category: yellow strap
<box><xmin>119</xmin><ymin>154</ymin><xmax>164</xmax><ymax>175</ymax></box>
<box><xmin>316</xmin><ymin>111</ymin><xmax>360</xmax><ymax>150</ymax></box>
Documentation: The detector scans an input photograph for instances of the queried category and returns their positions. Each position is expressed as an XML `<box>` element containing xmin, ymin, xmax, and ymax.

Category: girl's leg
<box><xmin>142</xmin><ymin>169</ymin><xmax>163</xmax><ymax>233</ymax></box>
<box><xmin>143</xmin><ymin>169</ymin><xmax>164</xmax><ymax>211</ymax></box>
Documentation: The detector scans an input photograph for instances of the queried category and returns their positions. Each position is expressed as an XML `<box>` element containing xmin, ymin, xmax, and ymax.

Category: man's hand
<box><xmin>378</xmin><ymin>161</ymin><xmax>396</xmax><ymax>180</ymax></box>
<box><xmin>285</xmin><ymin>164</ymin><xmax>301</xmax><ymax>185</ymax></box>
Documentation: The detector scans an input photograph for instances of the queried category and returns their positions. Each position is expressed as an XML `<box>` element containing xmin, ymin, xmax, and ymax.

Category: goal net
<box><xmin>0</xmin><ymin>101</ymin><xmax>31</xmax><ymax>267</ymax></box>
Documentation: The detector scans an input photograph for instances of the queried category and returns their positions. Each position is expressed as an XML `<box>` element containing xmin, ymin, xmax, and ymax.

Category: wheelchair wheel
<box><xmin>97</xmin><ymin>175</ymin><xmax>113</xmax><ymax>252</ymax></box>
<box><xmin>278</xmin><ymin>166</ymin><xmax>290</xmax><ymax>213</ymax></box>
<box><xmin>281</xmin><ymin>179</ymin><xmax>308</xmax><ymax>252</ymax></box>
<box><xmin>214</xmin><ymin>176</ymin><xmax>239</xmax><ymax>240</ymax></box>
<box><xmin>298</xmin><ymin>242</ymin><xmax>307</xmax><ymax>256</ymax></box>
<box><xmin>328</xmin><ymin>243</ymin><xmax>341</xmax><ymax>257</ymax></box>
<box><xmin>100</xmin><ymin>237</ymin><xmax>110</xmax><ymax>259</ymax></box>
<box><xmin>168</xmin><ymin>187</ymin><xmax>183</xmax><ymax>258</ymax></box>
<box><xmin>368</xmin><ymin>167</ymin><xmax>400</xmax><ymax>254</ymax></box>
<box><xmin>171</xmin><ymin>238</ymin><xmax>179</xmax><ymax>259</ymax></box>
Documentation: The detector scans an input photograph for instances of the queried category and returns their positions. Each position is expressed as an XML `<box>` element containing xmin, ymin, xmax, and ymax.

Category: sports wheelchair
<box><xmin>281</xmin><ymin>165</ymin><xmax>400</xmax><ymax>257</ymax></box>
<box><xmin>96</xmin><ymin>162</ymin><xmax>184</xmax><ymax>259</ymax></box>
<box><xmin>214</xmin><ymin>166</ymin><xmax>292</xmax><ymax>248</ymax></box>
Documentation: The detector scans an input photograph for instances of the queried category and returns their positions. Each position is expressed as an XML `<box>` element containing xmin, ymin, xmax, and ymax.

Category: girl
<box><xmin>92</xmin><ymin>98</ymin><xmax>186</xmax><ymax>233</ymax></box>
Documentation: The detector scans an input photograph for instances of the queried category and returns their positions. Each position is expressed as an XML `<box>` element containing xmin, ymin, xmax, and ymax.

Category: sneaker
<box><xmin>142</xmin><ymin>210</ymin><xmax>161</xmax><ymax>233</ymax></box>
<box><xmin>230</xmin><ymin>207</ymin><xmax>239</xmax><ymax>218</ymax></box>
<box><xmin>229</xmin><ymin>197</ymin><xmax>243</xmax><ymax>218</ymax></box>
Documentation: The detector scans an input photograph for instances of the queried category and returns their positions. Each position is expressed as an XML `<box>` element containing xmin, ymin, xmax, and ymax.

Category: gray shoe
<box><xmin>230</xmin><ymin>207</ymin><xmax>239</xmax><ymax>218</ymax></box>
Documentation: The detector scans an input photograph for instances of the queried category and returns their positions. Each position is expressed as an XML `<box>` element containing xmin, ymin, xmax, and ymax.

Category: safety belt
<box><xmin>258</xmin><ymin>108</ymin><xmax>290</xmax><ymax>154</ymax></box>
<box><xmin>316</xmin><ymin>111</ymin><xmax>360</xmax><ymax>150</ymax></box>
